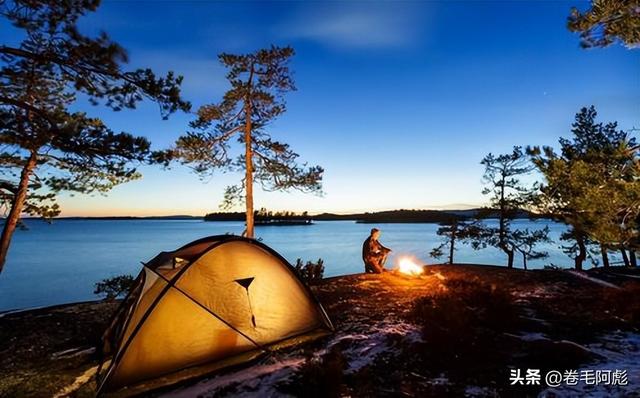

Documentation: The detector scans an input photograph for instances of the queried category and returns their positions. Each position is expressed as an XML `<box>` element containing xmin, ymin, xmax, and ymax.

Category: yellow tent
<box><xmin>97</xmin><ymin>235</ymin><xmax>333</xmax><ymax>395</ymax></box>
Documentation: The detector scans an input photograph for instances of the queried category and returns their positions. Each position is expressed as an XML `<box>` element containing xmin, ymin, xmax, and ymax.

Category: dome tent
<box><xmin>97</xmin><ymin>235</ymin><xmax>333</xmax><ymax>395</ymax></box>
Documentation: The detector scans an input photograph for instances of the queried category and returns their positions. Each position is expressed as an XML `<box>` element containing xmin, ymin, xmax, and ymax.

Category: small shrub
<box><xmin>294</xmin><ymin>258</ymin><xmax>325</xmax><ymax>284</ymax></box>
<box><xmin>94</xmin><ymin>274</ymin><xmax>135</xmax><ymax>301</ymax></box>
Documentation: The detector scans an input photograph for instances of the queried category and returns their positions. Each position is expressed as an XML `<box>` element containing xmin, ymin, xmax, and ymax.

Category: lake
<box><xmin>0</xmin><ymin>219</ymin><xmax>613</xmax><ymax>311</ymax></box>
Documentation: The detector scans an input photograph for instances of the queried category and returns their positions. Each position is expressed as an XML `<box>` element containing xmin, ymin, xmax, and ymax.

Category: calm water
<box><xmin>0</xmin><ymin>219</ymin><xmax>612</xmax><ymax>311</ymax></box>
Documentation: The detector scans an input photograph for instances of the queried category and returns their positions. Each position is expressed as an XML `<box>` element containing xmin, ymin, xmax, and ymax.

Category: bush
<box><xmin>294</xmin><ymin>258</ymin><xmax>325</xmax><ymax>284</ymax></box>
<box><xmin>94</xmin><ymin>274</ymin><xmax>135</xmax><ymax>301</ymax></box>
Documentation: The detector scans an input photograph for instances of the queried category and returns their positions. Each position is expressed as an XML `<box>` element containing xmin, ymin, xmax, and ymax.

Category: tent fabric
<box><xmin>98</xmin><ymin>235</ymin><xmax>333</xmax><ymax>394</ymax></box>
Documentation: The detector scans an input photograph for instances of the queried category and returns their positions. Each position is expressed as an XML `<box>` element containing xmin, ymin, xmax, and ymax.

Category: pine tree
<box><xmin>529</xmin><ymin>106</ymin><xmax>639</xmax><ymax>269</ymax></box>
<box><xmin>512</xmin><ymin>227</ymin><xmax>551</xmax><ymax>270</ymax></box>
<box><xmin>430</xmin><ymin>219</ymin><xmax>482</xmax><ymax>264</ymax></box>
<box><xmin>0</xmin><ymin>0</ymin><xmax>190</xmax><ymax>272</ymax></box>
<box><xmin>568</xmin><ymin>0</ymin><xmax>640</xmax><ymax>48</ymax></box>
<box><xmin>170</xmin><ymin>46</ymin><xmax>323</xmax><ymax>238</ymax></box>
<box><xmin>476</xmin><ymin>146</ymin><xmax>546</xmax><ymax>268</ymax></box>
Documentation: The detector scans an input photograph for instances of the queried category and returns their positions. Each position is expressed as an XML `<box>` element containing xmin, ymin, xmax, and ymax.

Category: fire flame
<box><xmin>398</xmin><ymin>257</ymin><xmax>424</xmax><ymax>276</ymax></box>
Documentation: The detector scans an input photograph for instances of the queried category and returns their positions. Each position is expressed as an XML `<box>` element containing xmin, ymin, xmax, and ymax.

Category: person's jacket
<box><xmin>362</xmin><ymin>236</ymin><xmax>390</xmax><ymax>260</ymax></box>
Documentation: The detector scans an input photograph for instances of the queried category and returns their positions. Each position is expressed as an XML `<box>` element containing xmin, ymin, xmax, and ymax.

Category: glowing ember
<box><xmin>398</xmin><ymin>257</ymin><xmax>424</xmax><ymax>276</ymax></box>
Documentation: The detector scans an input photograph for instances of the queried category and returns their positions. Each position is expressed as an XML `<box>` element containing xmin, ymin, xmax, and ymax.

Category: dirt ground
<box><xmin>1</xmin><ymin>265</ymin><xmax>639</xmax><ymax>397</ymax></box>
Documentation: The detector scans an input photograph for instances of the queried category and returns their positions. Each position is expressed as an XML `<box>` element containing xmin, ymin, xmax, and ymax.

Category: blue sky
<box><xmin>4</xmin><ymin>1</ymin><xmax>640</xmax><ymax>216</ymax></box>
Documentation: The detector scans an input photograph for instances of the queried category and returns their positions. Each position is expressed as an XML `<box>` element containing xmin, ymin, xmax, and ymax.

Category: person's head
<box><xmin>371</xmin><ymin>228</ymin><xmax>380</xmax><ymax>239</ymax></box>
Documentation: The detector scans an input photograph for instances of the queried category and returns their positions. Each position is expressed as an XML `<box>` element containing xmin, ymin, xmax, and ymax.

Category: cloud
<box><xmin>279</xmin><ymin>3</ymin><xmax>426</xmax><ymax>49</ymax></box>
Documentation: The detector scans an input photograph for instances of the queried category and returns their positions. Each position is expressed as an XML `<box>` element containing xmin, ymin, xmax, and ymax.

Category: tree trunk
<box><xmin>506</xmin><ymin>249</ymin><xmax>514</xmax><ymax>269</ymax></box>
<box><xmin>630</xmin><ymin>250</ymin><xmax>637</xmax><ymax>267</ymax></box>
<box><xmin>620</xmin><ymin>248</ymin><xmax>630</xmax><ymax>267</ymax></box>
<box><xmin>499</xmin><ymin>178</ymin><xmax>508</xmax><ymax>267</ymax></box>
<box><xmin>575</xmin><ymin>235</ymin><xmax>586</xmax><ymax>271</ymax></box>
<box><xmin>522</xmin><ymin>252</ymin><xmax>527</xmax><ymax>270</ymax></box>
<box><xmin>0</xmin><ymin>151</ymin><xmax>37</xmax><ymax>273</ymax></box>
<box><xmin>244</xmin><ymin>99</ymin><xmax>254</xmax><ymax>239</ymax></box>
<box><xmin>600</xmin><ymin>244</ymin><xmax>610</xmax><ymax>268</ymax></box>
<box><xmin>448</xmin><ymin>227</ymin><xmax>456</xmax><ymax>264</ymax></box>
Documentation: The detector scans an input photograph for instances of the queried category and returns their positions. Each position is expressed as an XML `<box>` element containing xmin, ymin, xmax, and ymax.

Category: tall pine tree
<box><xmin>529</xmin><ymin>106</ymin><xmax>639</xmax><ymax>269</ymax></box>
<box><xmin>473</xmin><ymin>146</ymin><xmax>549</xmax><ymax>269</ymax></box>
<box><xmin>170</xmin><ymin>46</ymin><xmax>323</xmax><ymax>238</ymax></box>
<box><xmin>0</xmin><ymin>0</ymin><xmax>190</xmax><ymax>272</ymax></box>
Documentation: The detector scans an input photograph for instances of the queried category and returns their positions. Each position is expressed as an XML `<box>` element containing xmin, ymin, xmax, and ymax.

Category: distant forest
<box><xmin>203</xmin><ymin>208</ymin><xmax>543</xmax><ymax>223</ymax></box>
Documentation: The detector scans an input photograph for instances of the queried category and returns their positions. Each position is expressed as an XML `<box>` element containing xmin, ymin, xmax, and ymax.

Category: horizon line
<box><xmin>23</xmin><ymin>205</ymin><xmax>489</xmax><ymax>219</ymax></box>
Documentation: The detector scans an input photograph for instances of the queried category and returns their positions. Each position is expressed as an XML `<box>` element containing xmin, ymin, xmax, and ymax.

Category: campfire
<box><xmin>397</xmin><ymin>257</ymin><xmax>424</xmax><ymax>276</ymax></box>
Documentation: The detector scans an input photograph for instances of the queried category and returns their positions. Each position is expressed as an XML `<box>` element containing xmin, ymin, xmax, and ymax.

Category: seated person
<box><xmin>362</xmin><ymin>228</ymin><xmax>391</xmax><ymax>273</ymax></box>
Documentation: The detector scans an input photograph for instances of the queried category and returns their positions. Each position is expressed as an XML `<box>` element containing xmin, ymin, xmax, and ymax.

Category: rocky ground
<box><xmin>1</xmin><ymin>265</ymin><xmax>639</xmax><ymax>397</ymax></box>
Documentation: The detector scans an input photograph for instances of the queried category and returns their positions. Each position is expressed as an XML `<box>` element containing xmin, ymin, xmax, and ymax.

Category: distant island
<box><xmin>205</xmin><ymin>209</ymin><xmax>315</xmax><ymax>225</ymax></box>
<box><xmin>203</xmin><ymin>208</ymin><xmax>545</xmax><ymax>224</ymax></box>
